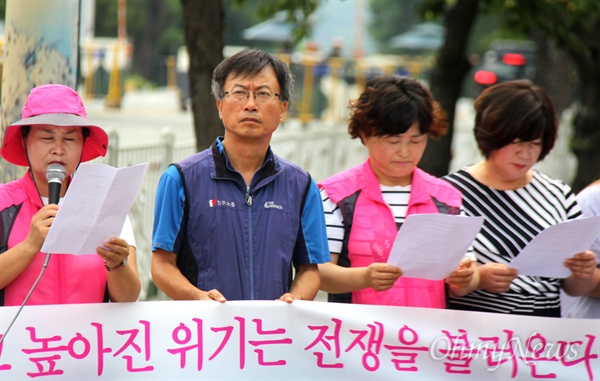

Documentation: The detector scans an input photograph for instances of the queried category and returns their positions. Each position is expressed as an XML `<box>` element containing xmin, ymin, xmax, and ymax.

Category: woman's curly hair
<box><xmin>348</xmin><ymin>75</ymin><xmax>447</xmax><ymax>140</ymax></box>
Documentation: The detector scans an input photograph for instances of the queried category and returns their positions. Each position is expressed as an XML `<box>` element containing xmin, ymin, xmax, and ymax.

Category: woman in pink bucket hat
<box><xmin>0</xmin><ymin>84</ymin><xmax>140</xmax><ymax>306</ymax></box>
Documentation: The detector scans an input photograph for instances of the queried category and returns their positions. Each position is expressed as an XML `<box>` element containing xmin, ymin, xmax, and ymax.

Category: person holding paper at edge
<box><xmin>0</xmin><ymin>84</ymin><xmax>140</xmax><ymax>306</ymax></box>
<box><xmin>563</xmin><ymin>179</ymin><xmax>600</xmax><ymax>318</ymax></box>
<box><xmin>318</xmin><ymin>75</ymin><xmax>478</xmax><ymax>307</ymax></box>
<box><xmin>151</xmin><ymin>49</ymin><xmax>330</xmax><ymax>303</ymax></box>
<box><xmin>443</xmin><ymin>80</ymin><xmax>596</xmax><ymax>317</ymax></box>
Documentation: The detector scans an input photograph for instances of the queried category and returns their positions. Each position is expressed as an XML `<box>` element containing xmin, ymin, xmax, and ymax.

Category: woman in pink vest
<box><xmin>0</xmin><ymin>84</ymin><xmax>140</xmax><ymax>306</ymax></box>
<box><xmin>319</xmin><ymin>75</ymin><xmax>478</xmax><ymax>307</ymax></box>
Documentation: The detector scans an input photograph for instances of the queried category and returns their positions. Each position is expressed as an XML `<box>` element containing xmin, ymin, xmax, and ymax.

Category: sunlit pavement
<box><xmin>85</xmin><ymin>87</ymin><xmax>196</xmax><ymax>146</ymax></box>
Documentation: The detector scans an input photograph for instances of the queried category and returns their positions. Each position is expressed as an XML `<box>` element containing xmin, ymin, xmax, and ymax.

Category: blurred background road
<box><xmin>86</xmin><ymin>88</ymin><xmax>196</xmax><ymax>145</ymax></box>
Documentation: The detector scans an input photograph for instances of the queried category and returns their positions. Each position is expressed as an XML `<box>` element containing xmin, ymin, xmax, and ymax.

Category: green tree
<box><xmin>95</xmin><ymin>0</ymin><xmax>184</xmax><ymax>85</ymax></box>
<box><xmin>368</xmin><ymin>0</ymin><xmax>420</xmax><ymax>54</ymax></box>
<box><xmin>180</xmin><ymin>0</ymin><xmax>224</xmax><ymax>151</ymax></box>
<box><xmin>94</xmin><ymin>0</ymin><xmax>119</xmax><ymax>37</ymax></box>
<box><xmin>366</xmin><ymin>0</ymin><xmax>533</xmax><ymax>174</ymax></box>
<box><xmin>223</xmin><ymin>0</ymin><xmax>265</xmax><ymax>46</ymax></box>
<box><xmin>417</xmin><ymin>0</ymin><xmax>479</xmax><ymax>178</ymax></box>
<box><xmin>505</xmin><ymin>0</ymin><xmax>600</xmax><ymax>192</ymax></box>
<box><xmin>415</xmin><ymin>0</ymin><xmax>599</xmax><ymax>192</ymax></box>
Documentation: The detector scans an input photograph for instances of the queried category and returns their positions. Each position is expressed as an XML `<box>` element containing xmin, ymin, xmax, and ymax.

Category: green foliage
<box><xmin>366</xmin><ymin>0</ymin><xmax>527</xmax><ymax>56</ymax></box>
<box><xmin>247</xmin><ymin>0</ymin><xmax>320</xmax><ymax>43</ymax></box>
<box><xmin>225</xmin><ymin>0</ymin><xmax>266</xmax><ymax>46</ymax></box>
<box><xmin>501</xmin><ymin>0</ymin><xmax>600</xmax><ymax>57</ymax></box>
<box><xmin>155</xmin><ymin>0</ymin><xmax>185</xmax><ymax>56</ymax></box>
<box><xmin>94</xmin><ymin>0</ymin><xmax>183</xmax><ymax>56</ymax></box>
<box><xmin>158</xmin><ymin>28</ymin><xmax>184</xmax><ymax>56</ymax></box>
<box><xmin>415</xmin><ymin>0</ymin><xmax>447</xmax><ymax>21</ymax></box>
<box><xmin>469</xmin><ymin>13</ymin><xmax>524</xmax><ymax>55</ymax></box>
<box><xmin>94</xmin><ymin>0</ymin><xmax>119</xmax><ymax>37</ymax></box>
<box><xmin>93</xmin><ymin>0</ymin><xmax>320</xmax><ymax>48</ymax></box>
<box><xmin>368</xmin><ymin>0</ymin><xmax>420</xmax><ymax>53</ymax></box>
<box><xmin>415</xmin><ymin>0</ymin><xmax>600</xmax><ymax>57</ymax></box>
<box><xmin>125</xmin><ymin>73</ymin><xmax>157</xmax><ymax>90</ymax></box>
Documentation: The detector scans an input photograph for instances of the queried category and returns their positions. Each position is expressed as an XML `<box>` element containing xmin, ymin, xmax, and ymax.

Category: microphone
<box><xmin>46</xmin><ymin>163</ymin><xmax>66</xmax><ymax>205</ymax></box>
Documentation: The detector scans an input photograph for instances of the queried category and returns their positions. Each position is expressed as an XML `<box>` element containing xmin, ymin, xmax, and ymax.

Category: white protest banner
<box><xmin>1</xmin><ymin>300</ymin><xmax>598</xmax><ymax>380</ymax></box>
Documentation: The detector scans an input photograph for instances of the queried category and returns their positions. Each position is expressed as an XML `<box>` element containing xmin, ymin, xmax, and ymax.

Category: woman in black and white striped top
<box><xmin>443</xmin><ymin>80</ymin><xmax>596</xmax><ymax>317</ymax></box>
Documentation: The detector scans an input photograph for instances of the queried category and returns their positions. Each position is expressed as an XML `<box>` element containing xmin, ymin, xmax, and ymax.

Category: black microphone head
<box><xmin>46</xmin><ymin>163</ymin><xmax>66</xmax><ymax>184</ymax></box>
<box><xmin>46</xmin><ymin>164</ymin><xmax>66</xmax><ymax>205</ymax></box>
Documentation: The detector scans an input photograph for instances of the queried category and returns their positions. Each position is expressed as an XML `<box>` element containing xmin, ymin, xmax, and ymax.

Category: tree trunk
<box><xmin>570</xmin><ymin>20</ymin><xmax>600</xmax><ymax>192</ymax></box>
<box><xmin>419</xmin><ymin>0</ymin><xmax>479</xmax><ymax>177</ymax></box>
<box><xmin>181</xmin><ymin>0</ymin><xmax>224</xmax><ymax>152</ymax></box>
<box><xmin>530</xmin><ymin>30</ymin><xmax>576</xmax><ymax>116</ymax></box>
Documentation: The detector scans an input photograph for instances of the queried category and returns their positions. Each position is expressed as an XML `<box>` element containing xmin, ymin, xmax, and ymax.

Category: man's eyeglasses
<box><xmin>223</xmin><ymin>89</ymin><xmax>281</xmax><ymax>103</ymax></box>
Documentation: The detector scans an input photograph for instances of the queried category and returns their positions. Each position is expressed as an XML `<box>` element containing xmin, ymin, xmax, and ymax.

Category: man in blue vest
<box><xmin>151</xmin><ymin>48</ymin><xmax>330</xmax><ymax>302</ymax></box>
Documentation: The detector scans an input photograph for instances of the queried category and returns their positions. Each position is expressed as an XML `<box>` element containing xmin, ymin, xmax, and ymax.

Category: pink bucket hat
<box><xmin>0</xmin><ymin>84</ymin><xmax>108</xmax><ymax>166</ymax></box>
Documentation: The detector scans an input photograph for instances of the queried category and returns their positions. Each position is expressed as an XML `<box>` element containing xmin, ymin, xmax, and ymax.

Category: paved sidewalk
<box><xmin>85</xmin><ymin>88</ymin><xmax>196</xmax><ymax>146</ymax></box>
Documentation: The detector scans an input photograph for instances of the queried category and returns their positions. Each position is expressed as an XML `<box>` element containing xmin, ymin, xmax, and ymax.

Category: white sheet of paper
<box><xmin>508</xmin><ymin>216</ymin><xmax>600</xmax><ymax>278</ymax></box>
<box><xmin>41</xmin><ymin>162</ymin><xmax>148</xmax><ymax>255</ymax></box>
<box><xmin>387</xmin><ymin>214</ymin><xmax>484</xmax><ymax>280</ymax></box>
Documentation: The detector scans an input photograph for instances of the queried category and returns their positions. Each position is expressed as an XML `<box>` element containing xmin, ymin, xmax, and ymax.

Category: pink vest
<box><xmin>319</xmin><ymin>160</ymin><xmax>462</xmax><ymax>308</ymax></box>
<box><xmin>0</xmin><ymin>172</ymin><xmax>107</xmax><ymax>306</ymax></box>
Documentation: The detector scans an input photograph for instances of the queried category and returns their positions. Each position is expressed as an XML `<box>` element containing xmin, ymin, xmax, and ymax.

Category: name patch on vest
<box><xmin>209</xmin><ymin>199</ymin><xmax>236</xmax><ymax>208</ymax></box>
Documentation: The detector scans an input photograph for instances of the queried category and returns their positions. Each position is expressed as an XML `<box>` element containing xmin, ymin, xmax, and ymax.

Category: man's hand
<box><xmin>278</xmin><ymin>293</ymin><xmax>296</xmax><ymax>304</ymax></box>
<box><xmin>201</xmin><ymin>289</ymin><xmax>226</xmax><ymax>302</ymax></box>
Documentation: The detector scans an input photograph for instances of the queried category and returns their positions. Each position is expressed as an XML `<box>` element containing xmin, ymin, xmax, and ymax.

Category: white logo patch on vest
<box><xmin>263</xmin><ymin>201</ymin><xmax>283</xmax><ymax>209</ymax></box>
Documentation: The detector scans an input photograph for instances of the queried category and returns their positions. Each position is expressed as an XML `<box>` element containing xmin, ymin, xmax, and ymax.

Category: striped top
<box><xmin>443</xmin><ymin>169</ymin><xmax>582</xmax><ymax>317</ymax></box>
<box><xmin>321</xmin><ymin>185</ymin><xmax>411</xmax><ymax>255</ymax></box>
